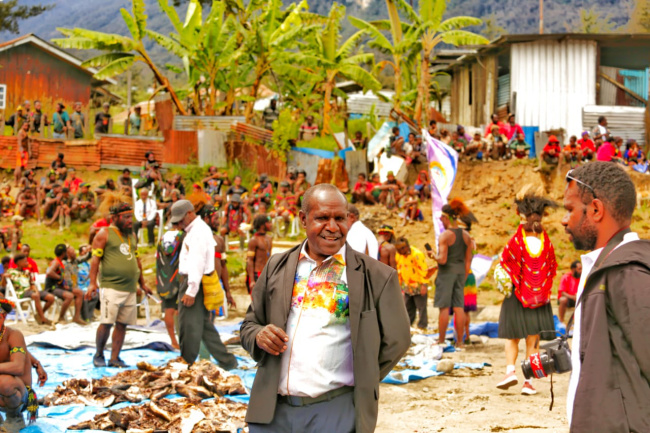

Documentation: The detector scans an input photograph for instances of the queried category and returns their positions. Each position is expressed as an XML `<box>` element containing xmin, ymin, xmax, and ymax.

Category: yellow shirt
<box><xmin>396</xmin><ymin>246</ymin><xmax>429</xmax><ymax>294</ymax></box>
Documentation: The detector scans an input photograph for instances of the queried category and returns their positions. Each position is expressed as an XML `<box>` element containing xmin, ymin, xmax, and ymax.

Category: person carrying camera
<box><xmin>493</xmin><ymin>191</ymin><xmax>558</xmax><ymax>396</ymax></box>
<box><xmin>562</xmin><ymin>162</ymin><xmax>650</xmax><ymax>433</ymax></box>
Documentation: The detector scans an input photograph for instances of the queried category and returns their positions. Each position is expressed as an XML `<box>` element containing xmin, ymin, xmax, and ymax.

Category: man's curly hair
<box><xmin>569</xmin><ymin>161</ymin><xmax>636</xmax><ymax>225</ymax></box>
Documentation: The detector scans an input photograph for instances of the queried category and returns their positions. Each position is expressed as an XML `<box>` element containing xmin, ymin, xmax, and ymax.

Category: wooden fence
<box><xmin>224</xmin><ymin>140</ymin><xmax>286</xmax><ymax>180</ymax></box>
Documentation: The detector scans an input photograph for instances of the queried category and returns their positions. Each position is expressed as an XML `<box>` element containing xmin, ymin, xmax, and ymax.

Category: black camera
<box><xmin>521</xmin><ymin>337</ymin><xmax>572</xmax><ymax>380</ymax></box>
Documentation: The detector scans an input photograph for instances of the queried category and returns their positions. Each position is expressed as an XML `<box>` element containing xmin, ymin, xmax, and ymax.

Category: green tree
<box><xmin>395</xmin><ymin>0</ymin><xmax>487</xmax><ymax>125</ymax></box>
<box><xmin>297</xmin><ymin>3</ymin><xmax>381</xmax><ymax>135</ymax></box>
<box><xmin>0</xmin><ymin>0</ymin><xmax>53</xmax><ymax>34</ymax></box>
<box><xmin>147</xmin><ymin>0</ymin><xmax>242</xmax><ymax>115</ymax></box>
<box><xmin>52</xmin><ymin>0</ymin><xmax>186</xmax><ymax>115</ymax></box>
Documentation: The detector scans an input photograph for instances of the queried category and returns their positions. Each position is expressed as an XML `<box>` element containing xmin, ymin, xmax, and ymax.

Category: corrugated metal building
<box><xmin>0</xmin><ymin>34</ymin><xmax>116</xmax><ymax>113</ymax></box>
<box><xmin>442</xmin><ymin>34</ymin><xmax>650</xmax><ymax>142</ymax></box>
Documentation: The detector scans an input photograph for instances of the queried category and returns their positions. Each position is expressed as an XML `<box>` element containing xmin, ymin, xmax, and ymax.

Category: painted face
<box><xmin>562</xmin><ymin>181</ymin><xmax>598</xmax><ymax>251</ymax></box>
<box><xmin>115</xmin><ymin>212</ymin><xmax>134</xmax><ymax>232</ymax></box>
<box><xmin>300</xmin><ymin>189</ymin><xmax>349</xmax><ymax>262</ymax></box>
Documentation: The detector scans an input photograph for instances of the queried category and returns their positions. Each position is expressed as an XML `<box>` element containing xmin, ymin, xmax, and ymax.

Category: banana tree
<box><xmin>147</xmin><ymin>0</ymin><xmax>243</xmax><ymax>115</ymax></box>
<box><xmin>52</xmin><ymin>0</ymin><xmax>186</xmax><ymax>115</ymax></box>
<box><xmin>297</xmin><ymin>3</ymin><xmax>381</xmax><ymax>135</ymax></box>
<box><xmin>393</xmin><ymin>0</ymin><xmax>488</xmax><ymax>125</ymax></box>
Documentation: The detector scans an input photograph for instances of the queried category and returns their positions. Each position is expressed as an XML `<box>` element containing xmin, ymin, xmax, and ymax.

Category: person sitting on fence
<box><xmin>31</xmin><ymin>100</ymin><xmax>48</xmax><ymax>135</ymax></box>
<box><xmin>51</xmin><ymin>153</ymin><xmax>67</xmax><ymax>181</ymax></box>
<box><xmin>220</xmin><ymin>194</ymin><xmax>251</xmax><ymax>250</ymax></box>
<box><xmin>465</xmin><ymin>132</ymin><xmax>486</xmax><ymax>161</ymax></box>
<box><xmin>134</xmin><ymin>188</ymin><xmax>158</xmax><ymax>247</ymax></box>
<box><xmin>72</xmin><ymin>183</ymin><xmax>96</xmax><ymax>222</ymax></box>
<box><xmin>70</xmin><ymin>102</ymin><xmax>86</xmax><ymax>139</ymax></box>
<box><xmin>251</xmin><ymin>174</ymin><xmax>273</xmax><ymax>210</ymax></box>
<box><xmin>508</xmin><ymin>132</ymin><xmax>531</xmax><ymax>159</ymax></box>
<box><xmin>5</xmin><ymin>106</ymin><xmax>28</xmax><ymax>135</ymax></box>
<box><xmin>0</xmin><ymin>185</ymin><xmax>15</xmax><ymax>218</ymax></box>
<box><xmin>272</xmin><ymin>181</ymin><xmax>297</xmax><ymax>237</ymax></box>
<box><xmin>562</xmin><ymin>135</ymin><xmax>582</xmax><ymax>166</ymax></box>
<box><xmin>578</xmin><ymin>131</ymin><xmax>595</xmax><ymax>161</ymax></box>
<box><xmin>541</xmin><ymin>135</ymin><xmax>562</xmax><ymax>166</ymax></box>
<box><xmin>52</xmin><ymin>103</ymin><xmax>71</xmax><ymax>140</ymax></box>
<box><xmin>45</xmin><ymin>244</ymin><xmax>86</xmax><ymax>326</ymax></box>
<box><xmin>17</xmin><ymin>189</ymin><xmax>37</xmax><ymax>220</ymax></box>
<box><xmin>94</xmin><ymin>102</ymin><xmax>111</xmax><ymax>135</ymax></box>
<box><xmin>2</xmin><ymin>253</ymin><xmax>54</xmax><ymax>326</ymax></box>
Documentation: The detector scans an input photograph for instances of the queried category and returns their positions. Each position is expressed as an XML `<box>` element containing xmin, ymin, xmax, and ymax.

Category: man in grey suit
<box><xmin>241</xmin><ymin>184</ymin><xmax>411</xmax><ymax>433</ymax></box>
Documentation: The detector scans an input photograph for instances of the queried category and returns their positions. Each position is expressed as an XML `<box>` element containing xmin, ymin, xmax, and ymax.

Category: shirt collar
<box><xmin>299</xmin><ymin>241</ymin><xmax>346</xmax><ymax>266</ymax></box>
<box><xmin>184</xmin><ymin>215</ymin><xmax>200</xmax><ymax>234</ymax></box>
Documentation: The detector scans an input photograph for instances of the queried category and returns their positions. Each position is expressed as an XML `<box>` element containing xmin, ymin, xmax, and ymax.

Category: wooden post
<box><xmin>539</xmin><ymin>0</ymin><xmax>544</xmax><ymax>34</ymax></box>
<box><xmin>0</xmin><ymin>111</ymin><xmax>5</xmax><ymax>136</ymax></box>
<box><xmin>108</xmin><ymin>117</ymin><xmax>113</xmax><ymax>134</ymax></box>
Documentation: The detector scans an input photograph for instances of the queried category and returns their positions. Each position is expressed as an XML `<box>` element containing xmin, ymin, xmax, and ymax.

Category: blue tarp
<box><xmin>292</xmin><ymin>146</ymin><xmax>354</xmax><ymax>161</ymax></box>
<box><xmin>383</xmin><ymin>360</ymin><xmax>491</xmax><ymax>385</ymax></box>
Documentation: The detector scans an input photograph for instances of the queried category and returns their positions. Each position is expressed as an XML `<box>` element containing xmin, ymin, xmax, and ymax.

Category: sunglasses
<box><xmin>566</xmin><ymin>169</ymin><xmax>597</xmax><ymax>200</ymax></box>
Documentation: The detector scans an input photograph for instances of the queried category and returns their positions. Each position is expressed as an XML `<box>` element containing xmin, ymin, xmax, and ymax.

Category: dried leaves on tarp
<box><xmin>44</xmin><ymin>358</ymin><xmax>246</xmax><ymax>407</ymax></box>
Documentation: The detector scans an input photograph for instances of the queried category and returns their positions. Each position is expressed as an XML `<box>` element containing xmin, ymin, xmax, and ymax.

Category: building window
<box><xmin>0</xmin><ymin>85</ymin><xmax>5</xmax><ymax>110</ymax></box>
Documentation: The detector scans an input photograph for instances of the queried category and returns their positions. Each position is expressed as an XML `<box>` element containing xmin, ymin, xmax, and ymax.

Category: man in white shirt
<box><xmin>562</xmin><ymin>162</ymin><xmax>650</xmax><ymax>432</ymax></box>
<box><xmin>170</xmin><ymin>200</ymin><xmax>237</xmax><ymax>369</ymax></box>
<box><xmin>241</xmin><ymin>184</ymin><xmax>410</xmax><ymax>433</ymax></box>
<box><xmin>345</xmin><ymin>204</ymin><xmax>378</xmax><ymax>258</ymax></box>
<box><xmin>133</xmin><ymin>187</ymin><xmax>157</xmax><ymax>246</ymax></box>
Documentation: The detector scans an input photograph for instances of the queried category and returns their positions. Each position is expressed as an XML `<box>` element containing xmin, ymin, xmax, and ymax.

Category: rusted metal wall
<box><xmin>163</xmin><ymin>130</ymin><xmax>198</xmax><ymax>165</ymax></box>
<box><xmin>155</xmin><ymin>94</ymin><xmax>174</xmax><ymax>132</ymax></box>
<box><xmin>225</xmin><ymin>140</ymin><xmax>286</xmax><ymax>180</ymax></box>
<box><xmin>449</xmin><ymin>54</ymin><xmax>497</xmax><ymax>128</ymax></box>
<box><xmin>0</xmin><ymin>44</ymin><xmax>92</xmax><ymax>113</ymax></box>
<box><xmin>100</xmin><ymin>135</ymin><xmax>164</xmax><ymax>168</ymax></box>
<box><xmin>0</xmin><ymin>136</ymin><xmax>100</xmax><ymax>170</ymax></box>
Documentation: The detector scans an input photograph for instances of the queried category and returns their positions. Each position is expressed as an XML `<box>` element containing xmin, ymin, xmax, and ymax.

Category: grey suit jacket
<box><xmin>240</xmin><ymin>242</ymin><xmax>411</xmax><ymax>433</ymax></box>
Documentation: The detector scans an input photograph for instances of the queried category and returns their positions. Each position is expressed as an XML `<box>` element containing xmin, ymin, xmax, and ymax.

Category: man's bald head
<box><xmin>301</xmin><ymin>184</ymin><xmax>347</xmax><ymax>216</ymax></box>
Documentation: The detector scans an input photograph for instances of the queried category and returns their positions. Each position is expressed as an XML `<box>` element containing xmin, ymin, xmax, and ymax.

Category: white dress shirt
<box><xmin>346</xmin><ymin>221</ymin><xmax>379</xmax><ymax>259</ymax></box>
<box><xmin>134</xmin><ymin>197</ymin><xmax>157</xmax><ymax>222</ymax></box>
<box><xmin>178</xmin><ymin>216</ymin><xmax>216</xmax><ymax>298</ymax></box>
<box><xmin>278</xmin><ymin>243</ymin><xmax>354</xmax><ymax>397</ymax></box>
<box><xmin>566</xmin><ymin>232</ymin><xmax>639</xmax><ymax>423</ymax></box>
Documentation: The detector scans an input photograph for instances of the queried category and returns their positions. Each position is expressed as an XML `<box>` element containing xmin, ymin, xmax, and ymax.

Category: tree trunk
<box><xmin>414</xmin><ymin>52</ymin><xmax>430</xmax><ymax>128</ymax></box>
<box><xmin>323</xmin><ymin>80</ymin><xmax>334</xmax><ymax>136</ymax></box>
<box><xmin>393</xmin><ymin>55</ymin><xmax>403</xmax><ymax>110</ymax></box>
<box><xmin>141</xmin><ymin>50</ymin><xmax>187</xmax><ymax>116</ymax></box>
<box><xmin>245</xmin><ymin>59</ymin><xmax>266</xmax><ymax>124</ymax></box>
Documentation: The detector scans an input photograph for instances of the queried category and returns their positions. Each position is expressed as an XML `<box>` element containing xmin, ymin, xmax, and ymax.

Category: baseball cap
<box><xmin>170</xmin><ymin>200</ymin><xmax>194</xmax><ymax>223</ymax></box>
<box><xmin>11</xmin><ymin>215</ymin><xmax>24</xmax><ymax>222</ymax></box>
<box><xmin>387</xmin><ymin>171</ymin><xmax>395</xmax><ymax>176</ymax></box>
<box><xmin>231</xmin><ymin>194</ymin><xmax>242</xmax><ymax>203</ymax></box>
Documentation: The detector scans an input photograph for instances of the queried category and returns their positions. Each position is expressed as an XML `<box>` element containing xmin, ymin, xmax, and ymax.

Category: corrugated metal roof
<box><xmin>511</xmin><ymin>39</ymin><xmax>597</xmax><ymax>135</ymax></box>
<box><xmin>174</xmin><ymin>116</ymin><xmax>244</xmax><ymax>131</ymax></box>
<box><xmin>582</xmin><ymin>105</ymin><xmax>646</xmax><ymax>145</ymax></box>
<box><xmin>0</xmin><ymin>34</ymin><xmax>117</xmax><ymax>85</ymax></box>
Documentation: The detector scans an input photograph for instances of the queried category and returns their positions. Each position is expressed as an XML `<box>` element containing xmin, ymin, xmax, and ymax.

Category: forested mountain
<box><xmin>0</xmin><ymin>0</ymin><xmax>638</xmax><ymax>68</ymax></box>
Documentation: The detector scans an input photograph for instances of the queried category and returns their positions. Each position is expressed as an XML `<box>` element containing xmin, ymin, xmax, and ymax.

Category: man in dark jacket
<box><xmin>241</xmin><ymin>184</ymin><xmax>410</xmax><ymax>433</ymax></box>
<box><xmin>562</xmin><ymin>161</ymin><xmax>650</xmax><ymax>433</ymax></box>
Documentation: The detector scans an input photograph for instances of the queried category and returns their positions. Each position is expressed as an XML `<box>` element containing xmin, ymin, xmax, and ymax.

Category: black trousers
<box><xmin>405</xmin><ymin>292</ymin><xmax>428</xmax><ymax>329</ymax></box>
<box><xmin>134</xmin><ymin>219</ymin><xmax>156</xmax><ymax>245</ymax></box>
<box><xmin>178</xmin><ymin>280</ymin><xmax>237</xmax><ymax>369</ymax></box>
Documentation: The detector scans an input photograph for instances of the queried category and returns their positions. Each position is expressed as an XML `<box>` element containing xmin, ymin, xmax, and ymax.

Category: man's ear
<box><xmin>591</xmin><ymin>199</ymin><xmax>606</xmax><ymax>223</ymax></box>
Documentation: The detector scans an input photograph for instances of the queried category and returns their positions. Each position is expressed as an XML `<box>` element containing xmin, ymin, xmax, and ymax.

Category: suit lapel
<box><xmin>280</xmin><ymin>241</ymin><xmax>302</xmax><ymax>325</ymax></box>
<box><xmin>346</xmin><ymin>244</ymin><xmax>363</xmax><ymax>351</ymax></box>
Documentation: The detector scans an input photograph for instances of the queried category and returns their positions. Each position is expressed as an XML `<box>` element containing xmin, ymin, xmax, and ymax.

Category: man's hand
<box><xmin>420</xmin><ymin>285</ymin><xmax>428</xmax><ymax>296</ymax></box>
<box><xmin>248</xmin><ymin>279</ymin><xmax>256</xmax><ymax>292</ymax></box>
<box><xmin>85</xmin><ymin>283</ymin><xmax>98</xmax><ymax>301</ymax></box>
<box><xmin>35</xmin><ymin>363</ymin><xmax>47</xmax><ymax>387</ymax></box>
<box><xmin>181</xmin><ymin>294</ymin><xmax>195</xmax><ymax>307</ymax></box>
<box><xmin>255</xmin><ymin>324</ymin><xmax>289</xmax><ymax>356</ymax></box>
<box><xmin>226</xmin><ymin>292</ymin><xmax>237</xmax><ymax>309</ymax></box>
<box><xmin>140</xmin><ymin>284</ymin><xmax>153</xmax><ymax>296</ymax></box>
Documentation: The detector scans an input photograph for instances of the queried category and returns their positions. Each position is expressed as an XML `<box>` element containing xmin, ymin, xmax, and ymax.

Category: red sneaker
<box><xmin>496</xmin><ymin>372</ymin><xmax>518</xmax><ymax>390</ymax></box>
<box><xmin>521</xmin><ymin>381</ymin><xmax>537</xmax><ymax>395</ymax></box>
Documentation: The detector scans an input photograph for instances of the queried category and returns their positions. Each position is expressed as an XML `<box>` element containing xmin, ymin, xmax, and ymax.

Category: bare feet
<box><xmin>73</xmin><ymin>318</ymin><xmax>87</xmax><ymax>326</ymax></box>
